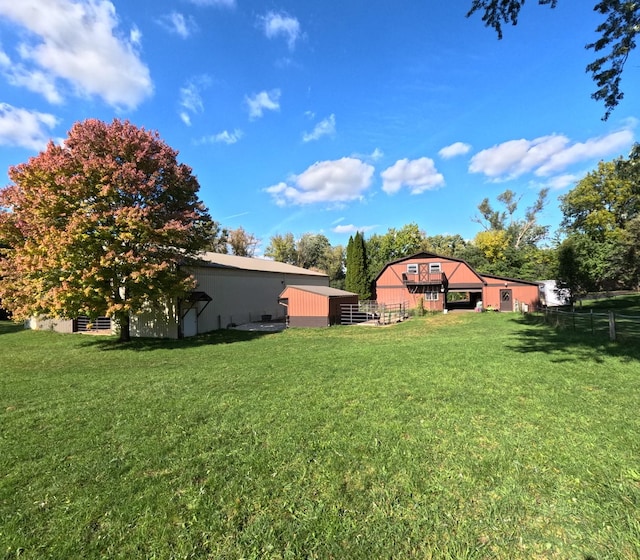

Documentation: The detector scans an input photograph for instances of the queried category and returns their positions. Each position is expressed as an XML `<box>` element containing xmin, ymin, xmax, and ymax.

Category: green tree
<box><xmin>321</xmin><ymin>245</ymin><xmax>347</xmax><ymax>290</ymax></box>
<box><xmin>203</xmin><ymin>221</ymin><xmax>229</xmax><ymax>253</ymax></box>
<box><xmin>471</xmin><ymin>188</ymin><xmax>550</xmax><ymax>278</ymax></box>
<box><xmin>559</xmin><ymin>149</ymin><xmax>640</xmax><ymax>290</ymax></box>
<box><xmin>423</xmin><ymin>234</ymin><xmax>469</xmax><ymax>258</ymax></box>
<box><xmin>366</xmin><ymin>223</ymin><xmax>426</xmax><ymax>282</ymax></box>
<box><xmin>560</xmin><ymin>159</ymin><xmax>638</xmax><ymax>240</ymax></box>
<box><xmin>264</xmin><ymin>233</ymin><xmax>298</xmax><ymax>264</ymax></box>
<box><xmin>345</xmin><ymin>232</ymin><xmax>370</xmax><ymax>299</ymax></box>
<box><xmin>0</xmin><ymin>119</ymin><xmax>213</xmax><ymax>342</ymax></box>
<box><xmin>296</xmin><ymin>233</ymin><xmax>331</xmax><ymax>270</ymax></box>
<box><xmin>266</xmin><ymin>232</ymin><xmax>346</xmax><ymax>288</ymax></box>
<box><xmin>474</xmin><ymin>188</ymin><xmax>549</xmax><ymax>249</ymax></box>
<box><xmin>467</xmin><ymin>0</ymin><xmax>640</xmax><ymax>119</ymax></box>
<box><xmin>556</xmin><ymin>236</ymin><xmax>598</xmax><ymax>300</ymax></box>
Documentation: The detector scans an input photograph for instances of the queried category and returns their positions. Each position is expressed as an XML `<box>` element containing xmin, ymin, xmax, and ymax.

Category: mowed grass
<box><xmin>1</xmin><ymin>314</ymin><xmax>640</xmax><ymax>559</ymax></box>
<box><xmin>580</xmin><ymin>294</ymin><xmax>640</xmax><ymax>314</ymax></box>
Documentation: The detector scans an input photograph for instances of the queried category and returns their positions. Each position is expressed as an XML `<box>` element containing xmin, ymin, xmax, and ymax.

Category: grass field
<box><xmin>580</xmin><ymin>294</ymin><xmax>640</xmax><ymax>314</ymax></box>
<box><xmin>2</xmin><ymin>313</ymin><xmax>640</xmax><ymax>559</ymax></box>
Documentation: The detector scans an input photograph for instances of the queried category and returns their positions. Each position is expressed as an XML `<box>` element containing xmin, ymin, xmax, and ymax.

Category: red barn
<box><xmin>279</xmin><ymin>285</ymin><xmax>359</xmax><ymax>327</ymax></box>
<box><xmin>375</xmin><ymin>252</ymin><xmax>541</xmax><ymax>312</ymax></box>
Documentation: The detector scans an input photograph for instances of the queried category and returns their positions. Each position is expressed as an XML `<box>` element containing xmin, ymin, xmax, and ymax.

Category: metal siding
<box><xmin>130</xmin><ymin>301</ymin><xmax>179</xmax><ymax>338</ymax></box>
<box><xmin>27</xmin><ymin>316</ymin><xmax>74</xmax><ymax>334</ymax></box>
<box><xmin>281</xmin><ymin>287</ymin><xmax>358</xmax><ymax>326</ymax></box>
<box><xmin>191</xmin><ymin>267</ymin><xmax>330</xmax><ymax>331</ymax></box>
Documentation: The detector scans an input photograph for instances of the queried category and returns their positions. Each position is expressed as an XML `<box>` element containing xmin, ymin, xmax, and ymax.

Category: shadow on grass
<box><xmin>507</xmin><ymin>314</ymin><xmax>640</xmax><ymax>364</ymax></box>
<box><xmin>579</xmin><ymin>294</ymin><xmax>640</xmax><ymax>313</ymax></box>
<box><xmin>0</xmin><ymin>321</ymin><xmax>23</xmax><ymax>336</ymax></box>
<box><xmin>79</xmin><ymin>327</ymin><xmax>278</xmax><ymax>352</ymax></box>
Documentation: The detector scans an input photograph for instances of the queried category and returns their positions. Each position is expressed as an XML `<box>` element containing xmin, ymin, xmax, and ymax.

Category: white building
<box><xmin>130</xmin><ymin>253</ymin><xmax>329</xmax><ymax>338</ymax></box>
<box><xmin>27</xmin><ymin>253</ymin><xmax>329</xmax><ymax>338</ymax></box>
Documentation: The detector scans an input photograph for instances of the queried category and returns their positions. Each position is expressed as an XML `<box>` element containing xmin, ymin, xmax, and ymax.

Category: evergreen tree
<box><xmin>345</xmin><ymin>232</ymin><xmax>370</xmax><ymax>300</ymax></box>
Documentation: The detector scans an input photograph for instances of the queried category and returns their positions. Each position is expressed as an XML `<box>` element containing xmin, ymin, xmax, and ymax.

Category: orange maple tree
<box><xmin>0</xmin><ymin>119</ymin><xmax>214</xmax><ymax>341</ymax></box>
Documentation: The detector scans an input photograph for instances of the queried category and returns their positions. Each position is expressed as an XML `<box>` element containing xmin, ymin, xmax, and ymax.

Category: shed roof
<box><xmin>194</xmin><ymin>252</ymin><xmax>327</xmax><ymax>277</ymax></box>
<box><xmin>480</xmin><ymin>273</ymin><xmax>542</xmax><ymax>287</ymax></box>
<box><xmin>282</xmin><ymin>285</ymin><xmax>358</xmax><ymax>297</ymax></box>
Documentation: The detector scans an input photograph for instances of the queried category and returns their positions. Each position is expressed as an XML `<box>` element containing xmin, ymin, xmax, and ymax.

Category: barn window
<box><xmin>424</xmin><ymin>291</ymin><xmax>439</xmax><ymax>301</ymax></box>
<box><xmin>429</xmin><ymin>263</ymin><xmax>441</xmax><ymax>274</ymax></box>
<box><xmin>406</xmin><ymin>264</ymin><xmax>418</xmax><ymax>274</ymax></box>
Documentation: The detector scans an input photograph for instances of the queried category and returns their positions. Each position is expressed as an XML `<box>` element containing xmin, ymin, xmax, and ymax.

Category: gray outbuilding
<box><xmin>130</xmin><ymin>253</ymin><xmax>329</xmax><ymax>338</ymax></box>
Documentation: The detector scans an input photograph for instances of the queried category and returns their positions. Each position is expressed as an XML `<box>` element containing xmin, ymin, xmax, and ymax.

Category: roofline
<box><xmin>374</xmin><ymin>251</ymin><xmax>485</xmax><ymax>284</ymax></box>
<box><xmin>189</xmin><ymin>252</ymin><xmax>328</xmax><ymax>277</ymax></box>
<box><xmin>479</xmin><ymin>273</ymin><xmax>542</xmax><ymax>287</ymax></box>
<box><xmin>280</xmin><ymin>285</ymin><xmax>358</xmax><ymax>298</ymax></box>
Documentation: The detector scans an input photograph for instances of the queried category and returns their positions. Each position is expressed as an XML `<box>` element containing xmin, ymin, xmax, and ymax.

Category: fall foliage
<box><xmin>0</xmin><ymin>119</ymin><xmax>214</xmax><ymax>341</ymax></box>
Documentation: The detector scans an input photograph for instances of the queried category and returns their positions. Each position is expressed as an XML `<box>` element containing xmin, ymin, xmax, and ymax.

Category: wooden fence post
<box><xmin>609</xmin><ymin>311</ymin><xmax>616</xmax><ymax>341</ymax></box>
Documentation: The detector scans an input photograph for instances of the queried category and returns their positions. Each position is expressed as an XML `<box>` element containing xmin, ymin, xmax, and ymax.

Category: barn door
<box><xmin>499</xmin><ymin>289</ymin><xmax>513</xmax><ymax>312</ymax></box>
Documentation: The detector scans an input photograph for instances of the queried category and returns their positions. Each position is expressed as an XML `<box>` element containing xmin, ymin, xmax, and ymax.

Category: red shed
<box><xmin>479</xmin><ymin>273</ymin><xmax>541</xmax><ymax>312</ymax></box>
<box><xmin>375</xmin><ymin>252</ymin><xmax>541</xmax><ymax>312</ymax></box>
<box><xmin>279</xmin><ymin>285</ymin><xmax>358</xmax><ymax>327</ymax></box>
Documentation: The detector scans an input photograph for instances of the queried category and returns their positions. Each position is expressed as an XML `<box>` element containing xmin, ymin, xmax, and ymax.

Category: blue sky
<box><xmin>0</xmin><ymin>0</ymin><xmax>638</xmax><ymax>253</ymax></box>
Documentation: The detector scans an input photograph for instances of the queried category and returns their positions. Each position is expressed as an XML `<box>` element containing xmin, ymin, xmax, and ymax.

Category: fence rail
<box><xmin>341</xmin><ymin>301</ymin><xmax>409</xmax><ymax>326</ymax></box>
<box><xmin>542</xmin><ymin>308</ymin><xmax>640</xmax><ymax>342</ymax></box>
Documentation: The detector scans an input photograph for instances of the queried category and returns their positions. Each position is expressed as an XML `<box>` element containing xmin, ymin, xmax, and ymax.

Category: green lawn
<box><xmin>580</xmin><ymin>294</ymin><xmax>640</xmax><ymax>313</ymax></box>
<box><xmin>2</xmin><ymin>314</ymin><xmax>639</xmax><ymax>559</ymax></box>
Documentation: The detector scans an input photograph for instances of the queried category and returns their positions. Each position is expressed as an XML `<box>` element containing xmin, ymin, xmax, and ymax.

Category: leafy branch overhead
<box><xmin>467</xmin><ymin>0</ymin><xmax>640</xmax><ymax>119</ymax></box>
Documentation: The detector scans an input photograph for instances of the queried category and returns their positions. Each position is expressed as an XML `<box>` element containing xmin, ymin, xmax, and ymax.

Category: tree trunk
<box><xmin>118</xmin><ymin>313</ymin><xmax>131</xmax><ymax>342</ymax></box>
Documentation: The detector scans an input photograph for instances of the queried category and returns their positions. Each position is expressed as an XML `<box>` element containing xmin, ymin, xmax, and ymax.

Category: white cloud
<box><xmin>536</xmin><ymin>130</ymin><xmax>634</xmax><ymax>176</ymax></box>
<box><xmin>302</xmin><ymin>114</ymin><xmax>335</xmax><ymax>142</ymax></box>
<box><xmin>0</xmin><ymin>0</ymin><xmax>152</xmax><ymax>110</ymax></box>
<box><xmin>246</xmin><ymin>89</ymin><xmax>281</xmax><ymax>119</ymax></box>
<box><xmin>469</xmin><ymin>129</ymin><xmax>635</xmax><ymax>180</ymax></box>
<box><xmin>158</xmin><ymin>12</ymin><xmax>196</xmax><ymax>39</ymax></box>
<box><xmin>0</xmin><ymin>47</ymin><xmax>10</xmax><ymax>66</ymax></box>
<box><xmin>178</xmin><ymin>76</ymin><xmax>210</xmax><ymax>125</ymax></box>
<box><xmin>351</xmin><ymin>148</ymin><xmax>385</xmax><ymax>163</ymax></box>
<box><xmin>0</xmin><ymin>103</ymin><xmax>58</xmax><ymax>151</ymax></box>
<box><xmin>187</xmin><ymin>0</ymin><xmax>235</xmax><ymax>6</ymax></box>
<box><xmin>370</xmin><ymin>148</ymin><xmax>384</xmax><ymax>161</ymax></box>
<box><xmin>5</xmin><ymin>66</ymin><xmax>63</xmax><ymax>104</ymax></box>
<box><xmin>261</xmin><ymin>12</ymin><xmax>301</xmax><ymax>50</ymax></box>
<box><xmin>265</xmin><ymin>158</ymin><xmax>375</xmax><ymax>206</ymax></box>
<box><xmin>197</xmin><ymin>129</ymin><xmax>244</xmax><ymax>145</ymax></box>
<box><xmin>438</xmin><ymin>141</ymin><xmax>471</xmax><ymax>159</ymax></box>
<box><xmin>332</xmin><ymin>224</ymin><xmax>377</xmax><ymax>234</ymax></box>
<box><xmin>130</xmin><ymin>25</ymin><xmax>142</xmax><ymax>46</ymax></box>
<box><xmin>545</xmin><ymin>173</ymin><xmax>581</xmax><ymax>190</ymax></box>
<box><xmin>381</xmin><ymin>157</ymin><xmax>445</xmax><ymax>195</ymax></box>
